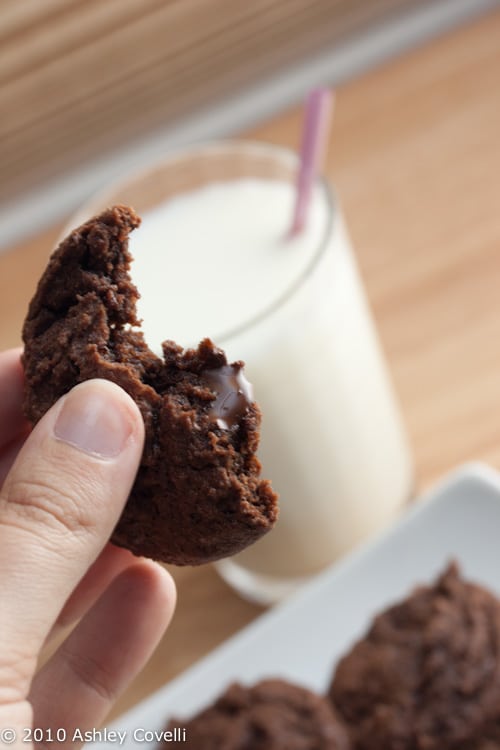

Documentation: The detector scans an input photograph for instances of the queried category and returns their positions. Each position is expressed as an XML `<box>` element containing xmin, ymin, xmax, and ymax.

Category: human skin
<box><xmin>0</xmin><ymin>348</ymin><xmax>176</xmax><ymax>749</ymax></box>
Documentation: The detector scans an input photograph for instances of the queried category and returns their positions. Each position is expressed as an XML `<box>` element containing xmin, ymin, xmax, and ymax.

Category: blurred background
<box><xmin>0</xmin><ymin>0</ymin><xmax>495</xmax><ymax>250</ymax></box>
<box><xmin>3</xmin><ymin>0</ymin><xmax>500</xmax><ymax>723</ymax></box>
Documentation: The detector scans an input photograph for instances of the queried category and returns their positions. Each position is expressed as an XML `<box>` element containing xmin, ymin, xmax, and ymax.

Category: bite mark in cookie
<box><xmin>22</xmin><ymin>205</ymin><xmax>278</xmax><ymax>565</ymax></box>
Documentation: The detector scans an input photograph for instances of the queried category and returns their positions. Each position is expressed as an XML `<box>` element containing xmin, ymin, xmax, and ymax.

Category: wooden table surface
<box><xmin>2</xmin><ymin>8</ymin><xmax>500</xmax><ymax>721</ymax></box>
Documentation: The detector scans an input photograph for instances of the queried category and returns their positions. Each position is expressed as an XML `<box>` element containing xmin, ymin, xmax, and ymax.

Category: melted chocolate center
<box><xmin>203</xmin><ymin>365</ymin><xmax>254</xmax><ymax>429</ymax></box>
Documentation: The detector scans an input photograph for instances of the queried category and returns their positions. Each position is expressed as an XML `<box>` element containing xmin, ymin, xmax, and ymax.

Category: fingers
<box><xmin>0</xmin><ymin>379</ymin><xmax>145</xmax><ymax>701</ymax></box>
<box><xmin>0</xmin><ymin>348</ymin><xmax>29</xmax><ymax>449</ymax></box>
<box><xmin>30</xmin><ymin>561</ymin><xmax>176</xmax><ymax>745</ymax></box>
<box><xmin>0</xmin><ymin>431</ymin><xmax>29</xmax><ymax>487</ymax></box>
<box><xmin>48</xmin><ymin>544</ymin><xmax>138</xmax><ymax>641</ymax></box>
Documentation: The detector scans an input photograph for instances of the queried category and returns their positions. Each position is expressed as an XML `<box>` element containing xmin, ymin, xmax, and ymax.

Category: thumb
<box><xmin>0</xmin><ymin>379</ymin><xmax>144</xmax><ymax>703</ymax></box>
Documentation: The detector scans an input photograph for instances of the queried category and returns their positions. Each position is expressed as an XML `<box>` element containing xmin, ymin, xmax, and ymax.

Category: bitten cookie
<box><xmin>329</xmin><ymin>563</ymin><xmax>500</xmax><ymax>750</ymax></box>
<box><xmin>22</xmin><ymin>205</ymin><xmax>278</xmax><ymax>565</ymax></box>
<box><xmin>166</xmin><ymin>679</ymin><xmax>350</xmax><ymax>749</ymax></box>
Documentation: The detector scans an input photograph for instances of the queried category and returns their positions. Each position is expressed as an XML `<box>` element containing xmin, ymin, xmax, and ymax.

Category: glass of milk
<box><xmin>69</xmin><ymin>141</ymin><xmax>413</xmax><ymax>604</ymax></box>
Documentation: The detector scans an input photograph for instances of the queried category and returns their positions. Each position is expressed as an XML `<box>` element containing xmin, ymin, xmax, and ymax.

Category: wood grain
<box><xmin>1</xmin><ymin>7</ymin><xmax>500</xmax><ymax>722</ymax></box>
<box><xmin>1</xmin><ymin>0</ymin><xmax>421</xmax><ymax>201</ymax></box>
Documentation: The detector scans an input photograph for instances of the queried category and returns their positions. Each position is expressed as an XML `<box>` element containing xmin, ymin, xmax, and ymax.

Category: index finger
<box><xmin>0</xmin><ymin>348</ymin><xmax>29</xmax><ymax>449</ymax></box>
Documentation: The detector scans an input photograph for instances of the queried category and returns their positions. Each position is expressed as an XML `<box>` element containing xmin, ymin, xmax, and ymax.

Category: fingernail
<box><xmin>54</xmin><ymin>383</ymin><xmax>134</xmax><ymax>458</ymax></box>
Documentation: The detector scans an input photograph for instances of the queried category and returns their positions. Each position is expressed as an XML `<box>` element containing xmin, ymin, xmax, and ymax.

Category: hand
<box><xmin>0</xmin><ymin>349</ymin><xmax>176</xmax><ymax>747</ymax></box>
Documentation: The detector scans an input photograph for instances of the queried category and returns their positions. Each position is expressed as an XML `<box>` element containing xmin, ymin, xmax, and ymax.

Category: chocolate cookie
<box><xmin>166</xmin><ymin>679</ymin><xmax>350</xmax><ymax>749</ymax></box>
<box><xmin>22</xmin><ymin>205</ymin><xmax>278</xmax><ymax>565</ymax></box>
<box><xmin>329</xmin><ymin>563</ymin><xmax>500</xmax><ymax>750</ymax></box>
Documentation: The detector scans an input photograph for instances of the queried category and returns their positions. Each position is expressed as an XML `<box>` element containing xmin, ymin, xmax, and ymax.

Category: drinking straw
<box><xmin>289</xmin><ymin>88</ymin><xmax>334</xmax><ymax>236</ymax></box>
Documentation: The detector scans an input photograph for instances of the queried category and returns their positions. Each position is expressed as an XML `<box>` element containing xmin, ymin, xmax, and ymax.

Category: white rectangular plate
<box><xmin>96</xmin><ymin>462</ymin><xmax>500</xmax><ymax>747</ymax></box>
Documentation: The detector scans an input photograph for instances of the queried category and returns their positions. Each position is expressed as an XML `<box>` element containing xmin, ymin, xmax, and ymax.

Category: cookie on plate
<box><xmin>329</xmin><ymin>563</ymin><xmax>500</xmax><ymax>750</ymax></box>
<box><xmin>166</xmin><ymin>679</ymin><xmax>350</xmax><ymax>749</ymax></box>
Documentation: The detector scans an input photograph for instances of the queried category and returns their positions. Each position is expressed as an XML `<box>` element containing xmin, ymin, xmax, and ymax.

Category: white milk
<box><xmin>129</xmin><ymin>178</ymin><xmax>412</xmax><ymax>600</ymax></box>
<box><xmin>129</xmin><ymin>179</ymin><xmax>329</xmax><ymax>348</ymax></box>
